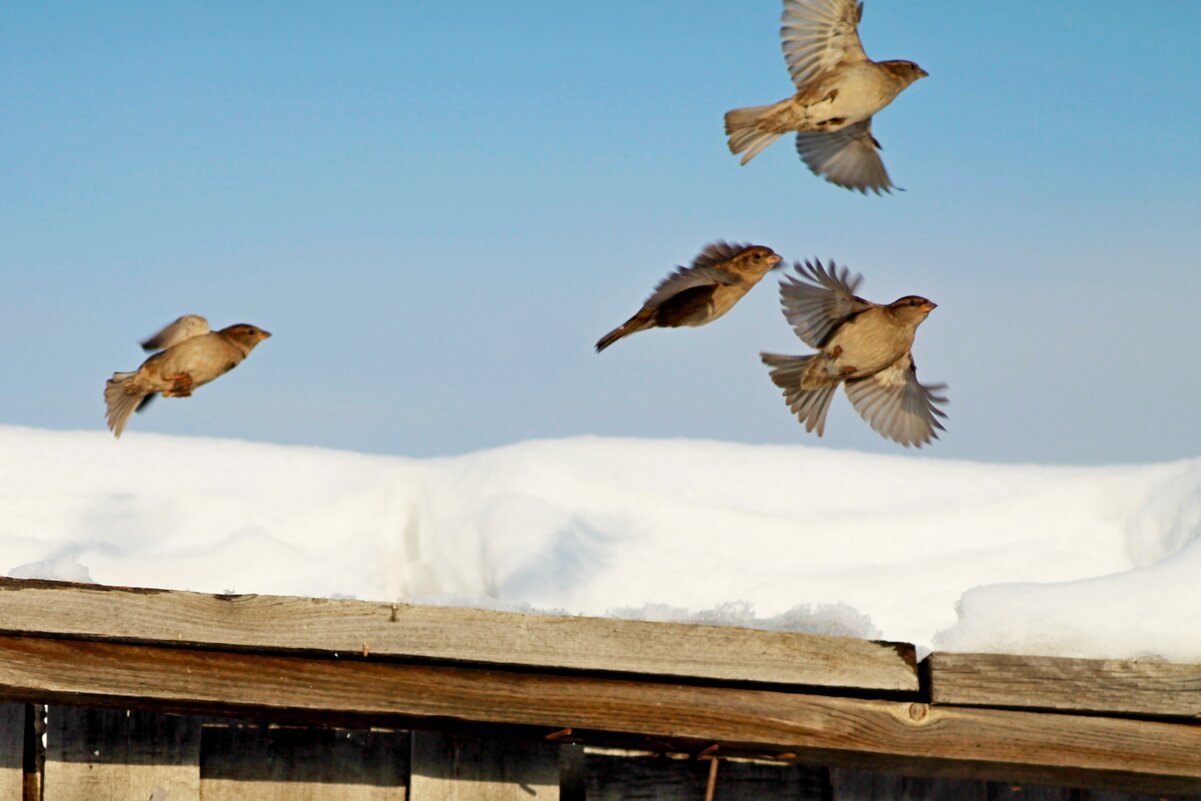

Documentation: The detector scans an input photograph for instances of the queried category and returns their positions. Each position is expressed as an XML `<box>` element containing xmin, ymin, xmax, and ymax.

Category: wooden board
<box><xmin>44</xmin><ymin>706</ymin><xmax>202</xmax><ymax>801</ymax></box>
<box><xmin>0</xmin><ymin>704</ymin><xmax>22</xmax><ymax>801</ymax></box>
<box><xmin>0</xmin><ymin>636</ymin><xmax>1196</xmax><ymax>794</ymax></box>
<box><xmin>829</xmin><ymin>769</ymin><xmax>1195</xmax><ymax>801</ymax></box>
<box><xmin>0</xmin><ymin>579</ymin><xmax>917</xmax><ymax>692</ymax></box>
<box><xmin>583</xmin><ymin>752</ymin><xmax>829</xmax><ymax>801</ymax></box>
<box><xmin>409</xmin><ymin>732</ymin><xmax>557</xmax><ymax>800</ymax></box>
<box><xmin>200</xmin><ymin>724</ymin><xmax>408</xmax><ymax>800</ymax></box>
<box><xmin>927</xmin><ymin>652</ymin><xmax>1201</xmax><ymax>719</ymax></box>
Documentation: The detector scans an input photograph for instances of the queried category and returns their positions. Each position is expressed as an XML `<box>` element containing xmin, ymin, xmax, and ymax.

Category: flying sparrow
<box><xmin>596</xmin><ymin>242</ymin><xmax>782</xmax><ymax>352</ymax></box>
<box><xmin>724</xmin><ymin>0</ymin><xmax>927</xmax><ymax>193</ymax></box>
<box><xmin>104</xmin><ymin>316</ymin><xmax>272</xmax><ymax>438</ymax></box>
<box><xmin>761</xmin><ymin>259</ymin><xmax>946</xmax><ymax>446</ymax></box>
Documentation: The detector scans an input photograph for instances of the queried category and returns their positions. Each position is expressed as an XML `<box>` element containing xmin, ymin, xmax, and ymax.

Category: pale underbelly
<box><xmin>826</xmin><ymin>327</ymin><xmax>910</xmax><ymax>377</ymax></box>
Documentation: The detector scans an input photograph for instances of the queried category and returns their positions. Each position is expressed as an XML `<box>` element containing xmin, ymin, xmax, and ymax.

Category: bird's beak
<box><xmin>921</xmin><ymin>301</ymin><xmax>937</xmax><ymax>312</ymax></box>
<box><xmin>917</xmin><ymin>67</ymin><xmax>930</xmax><ymax>79</ymax></box>
<box><xmin>258</xmin><ymin>330</ymin><xmax>272</xmax><ymax>341</ymax></box>
<box><xmin>769</xmin><ymin>254</ymin><xmax>785</xmax><ymax>270</ymax></box>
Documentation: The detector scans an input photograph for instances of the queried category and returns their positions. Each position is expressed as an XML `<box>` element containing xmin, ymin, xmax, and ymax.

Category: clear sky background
<box><xmin>3</xmin><ymin>2</ymin><xmax>1199</xmax><ymax>464</ymax></box>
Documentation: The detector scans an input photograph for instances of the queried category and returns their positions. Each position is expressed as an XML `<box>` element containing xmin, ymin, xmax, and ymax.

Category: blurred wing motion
<box><xmin>141</xmin><ymin>314</ymin><xmax>209</xmax><ymax>352</ymax></box>
<box><xmin>843</xmin><ymin>355</ymin><xmax>947</xmax><ymax>447</ymax></box>
<box><xmin>778</xmin><ymin>259</ymin><xmax>871</xmax><ymax>347</ymax></box>
<box><xmin>795</xmin><ymin>119</ymin><xmax>893</xmax><ymax>194</ymax></box>
<box><xmin>643</xmin><ymin>242</ymin><xmax>748</xmax><ymax>308</ymax></box>
<box><xmin>781</xmin><ymin>0</ymin><xmax>867</xmax><ymax>88</ymax></box>
<box><xmin>645</xmin><ymin>265</ymin><xmax>738</xmax><ymax>308</ymax></box>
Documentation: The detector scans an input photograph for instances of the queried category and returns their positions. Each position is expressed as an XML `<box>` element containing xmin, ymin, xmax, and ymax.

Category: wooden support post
<box><xmin>558</xmin><ymin>744</ymin><xmax>586</xmax><ymax>801</ymax></box>
<box><xmin>0</xmin><ymin>704</ymin><xmax>22</xmax><ymax>801</ymax></box>
<box><xmin>409</xmin><ymin>732</ymin><xmax>559</xmax><ymax>800</ymax></box>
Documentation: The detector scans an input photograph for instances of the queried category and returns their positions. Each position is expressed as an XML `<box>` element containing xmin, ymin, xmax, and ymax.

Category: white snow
<box><xmin>2</xmin><ymin>425</ymin><xmax>1199</xmax><ymax>661</ymax></box>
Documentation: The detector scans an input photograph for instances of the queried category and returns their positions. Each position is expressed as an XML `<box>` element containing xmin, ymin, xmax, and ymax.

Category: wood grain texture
<box><xmin>0</xmin><ymin>637</ymin><xmax>1197</xmax><ymax>794</ymax></box>
<box><xmin>0</xmin><ymin>704</ymin><xmax>21</xmax><ymax>801</ymax></box>
<box><xmin>928</xmin><ymin>652</ymin><xmax>1201</xmax><ymax>719</ymax></box>
<box><xmin>826</xmin><ymin>769</ymin><xmax>1168</xmax><ymax>801</ymax></box>
<box><xmin>0</xmin><ymin>579</ymin><xmax>916</xmax><ymax>692</ymax></box>
<box><xmin>44</xmin><ymin>706</ymin><xmax>202</xmax><ymax>801</ymax></box>
<box><xmin>200</xmin><ymin>724</ymin><xmax>408</xmax><ymax>800</ymax></box>
<box><xmin>584</xmin><ymin>753</ymin><xmax>829</xmax><ymax>801</ymax></box>
<box><xmin>410</xmin><ymin>732</ymin><xmax>558</xmax><ymax>801</ymax></box>
<box><xmin>830</xmin><ymin>768</ymin><xmax>1197</xmax><ymax>800</ymax></box>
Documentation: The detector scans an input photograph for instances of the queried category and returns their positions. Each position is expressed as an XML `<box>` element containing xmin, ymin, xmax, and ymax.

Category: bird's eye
<box><xmin>910</xmin><ymin>299</ymin><xmax>919</xmax><ymax>306</ymax></box>
<box><xmin>753</xmin><ymin>252</ymin><xmax>762</xmax><ymax>261</ymax></box>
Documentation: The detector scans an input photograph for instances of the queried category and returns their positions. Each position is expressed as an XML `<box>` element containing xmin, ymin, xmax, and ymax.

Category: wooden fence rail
<box><xmin>0</xmin><ymin>579</ymin><xmax>1195</xmax><ymax>799</ymax></box>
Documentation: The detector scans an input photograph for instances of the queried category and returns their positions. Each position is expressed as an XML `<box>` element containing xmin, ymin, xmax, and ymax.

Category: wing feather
<box><xmin>778</xmin><ymin>259</ymin><xmax>873</xmax><ymax>348</ymax></box>
<box><xmin>844</xmin><ymin>355</ymin><xmax>947</xmax><ymax>447</ymax></box>
<box><xmin>643</xmin><ymin>242</ymin><xmax>748</xmax><ymax>308</ymax></box>
<box><xmin>141</xmin><ymin>314</ymin><xmax>210</xmax><ymax>352</ymax></box>
<box><xmin>781</xmin><ymin>0</ymin><xmax>868</xmax><ymax>89</ymax></box>
<box><xmin>795</xmin><ymin>119</ymin><xmax>894</xmax><ymax>194</ymax></box>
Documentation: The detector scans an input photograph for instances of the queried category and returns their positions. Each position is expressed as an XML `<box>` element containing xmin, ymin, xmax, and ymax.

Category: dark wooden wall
<box><xmin>6</xmin><ymin>704</ymin><xmax>1193</xmax><ymax>801</ymax></box>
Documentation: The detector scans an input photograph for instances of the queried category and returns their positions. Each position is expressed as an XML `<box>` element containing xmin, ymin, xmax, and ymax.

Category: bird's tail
<box><xmin>760</xmin><ymin>353</ymin><xmax>838</xmax><ymax>436</ymax></box>
<box><xmin>595</xmin><ymin>309</ymin><xmax>653</xmax><ymax>353</ymax></box>
<box><xmin>104</xmin><ymin>372</ymin><xmax>149</xmax><ymax>438</ymax></box>
<box><xmin>724</xmin><ymin>104</ymin><xmax>784</xmax><ymax>165</ymax></box>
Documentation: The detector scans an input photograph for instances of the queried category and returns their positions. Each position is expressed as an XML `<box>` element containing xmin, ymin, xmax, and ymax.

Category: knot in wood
<box><xmin>907</xmin><ymin>703</ymin><xmax>928</xmax><ymax>722</ymax></box>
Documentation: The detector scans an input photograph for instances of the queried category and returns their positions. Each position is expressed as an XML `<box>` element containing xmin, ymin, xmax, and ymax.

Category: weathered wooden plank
<box><xmin>1086</xmin><ymin>791</ymin><xmax>1194</xmax><ymax>801</ymax></box>
<box><xmin>584</xmin><ymin>752</ymin><xmax>828</xmax><ymax>801</ymax></box>
<box><xmin>44</xmin><ymin>706</ymin><xmax>202</xmax><ymax>801</ymax></box>
<box><xmin>200</xmin><ymin>724</ymin><xmax>408</xmax><ymax>800</ymax></box>
<box><xmin>0</xmin><ymin>704</ymin><xmax>22</xmax><ymax>801</ymax></box>
<box><xmin>828</xmin><ymin>770</ymin><xmax>1179</xmax><ymax>801</ymax></box>
<box><xmin>928</xmin><ymin>652</ymin><xmax>1201</xmax><ymax>719</ymax></box>
<box><xmin>0</xmin><ymin>637</ymin><xmax>1196</xmax><ymax>794</ymax></box>
<box><xmin>559</xmin><ymin>744</ymin><xmax>586</xmax><ymax>801</ymax></box>
<box><xmin>409</xmin><ymin>732</ymin><xmax>557</xmax><ymax>800</ymax></box>
<box><xmin>21</xmin><ymin>705</ymin><xmax>42</xmax><ymax>801</ymax></box>
<box><xmin>830</xmin><ymin>767</ymin><xmax>991</xmax><ymax>800</ymax></box>
<box><xmin>0</xmin><ymin>578</ymin><xmax>916</xmax><ymax>692</ymax></box>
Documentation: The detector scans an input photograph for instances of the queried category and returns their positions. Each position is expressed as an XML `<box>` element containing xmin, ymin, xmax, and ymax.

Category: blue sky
<box><xmin>3</xmin><ymin>2</ymin><xmax>1199</xmax><ymax>463</ymax></box>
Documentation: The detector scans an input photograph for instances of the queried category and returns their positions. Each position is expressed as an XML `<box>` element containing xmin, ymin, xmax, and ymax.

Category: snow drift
<box><xmin>2</xmin><ymin>425</ymin><xmax>1199</xmax><ymax>661</ymax></box>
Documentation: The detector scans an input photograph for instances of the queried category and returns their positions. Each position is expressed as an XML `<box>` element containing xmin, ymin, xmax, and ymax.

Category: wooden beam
<box><xmin>927</xmin><ymin>652</ymin><xmax>1201</xmax><ymax>719</ymax></box>
<box><xmin>0</xmin><ymin>578</ymin><xmax>916</xmax><ymax>692</ymax></box>
<box><xmin>0</xmin><ymin>636</ymin><xmax>1196</xmax><ymax>794</ymax></box>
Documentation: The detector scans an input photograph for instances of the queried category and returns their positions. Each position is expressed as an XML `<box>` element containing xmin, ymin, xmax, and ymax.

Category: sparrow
<box><xmin>104</xmin><ymin>316</ymin><xmax>272</xmax><ymax>438</ymax></box>
<box><xmin>760</xmin><ymin>259</ymin><xmax>946</xmax><ymax>446</ymax></box>
<box><xmin>724</xmin><ymin>0</ymin><xmax>927</xmax><ymax>193</ymax></box>
<box><xmin>596</xmin><ymin>242</ymin><xmax>783</xmax><ymax>352</ymax></box>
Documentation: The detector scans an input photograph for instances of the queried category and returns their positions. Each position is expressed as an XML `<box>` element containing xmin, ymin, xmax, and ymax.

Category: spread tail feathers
<box><xmin>104</xmin><ymin>372</ymin><xmax>149</xmax><ymax>438</ymax></box>
<box><xmin>724</xmin><ymin>105</ymin><xmax>783</xmax><ymax>165</ymax></box>
<box><xmin>595</xmin><ymin>310</ymin><xmax>653</xmax><ymax>353</ymax></box>
<box><xmin>760</xmin><ymin>353</ymin><xmax>838</xmax><ymax>436</ymax></box>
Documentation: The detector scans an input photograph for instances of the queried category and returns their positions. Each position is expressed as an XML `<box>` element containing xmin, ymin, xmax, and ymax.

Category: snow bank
<box><xmin>1</xmin><ymin>425</ymin><xmax>1199</xmax><ymax>660</ymax></box>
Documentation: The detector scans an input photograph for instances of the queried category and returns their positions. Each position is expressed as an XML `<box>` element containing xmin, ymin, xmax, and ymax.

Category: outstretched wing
<box><xmin>643</xmin><ymin>242</ymin><xmax>748</xmax><ymax>308</ymax></box>
<box><xmin>141</xmin><ymin>314</ymin><xmax>209</xmax><ymax>352</ymax></box>
<box><xmin>844</xmin><ymin>354</ymin><xmax>947</xmax><ymax>447</ymax></box>
<box><xmin>778</xmin><ymin>259</ymin><xmax>872</xmax><ymax>348</ymax></box>
<box><xmin>795</xmin><ymin>119</ymin><xmax>894</xmax><ymax>194</ymax></box>
<box><xmin>781</xmin><ymin>0</ymin><xmax>868</xmax><ymax>89</ymax></box>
